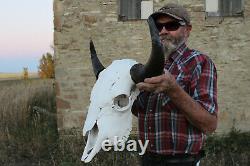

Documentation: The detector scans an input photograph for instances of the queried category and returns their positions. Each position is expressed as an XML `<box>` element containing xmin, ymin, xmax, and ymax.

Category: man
<box><xmin>132</xmin><ymin>3</ymin><xmax>218</xmax><ymax>166</ymax></box>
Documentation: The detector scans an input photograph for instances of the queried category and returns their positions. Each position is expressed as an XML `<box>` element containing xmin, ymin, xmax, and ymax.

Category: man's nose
<box><xmin>159</xmin><ymin>27</ymin><xmax>169</xmax><ymax>35</ymax></box>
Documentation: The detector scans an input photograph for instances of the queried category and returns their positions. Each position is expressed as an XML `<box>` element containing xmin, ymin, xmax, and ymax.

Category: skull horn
<box><xmin>89</xmin><ymin>39</ymin><xmax>105</xmax><ymax>79</ymax></box>
<box><xmin>130</xmin><ymin>16</ymin><xmax>165</xmax><ymax>83</ymax></box>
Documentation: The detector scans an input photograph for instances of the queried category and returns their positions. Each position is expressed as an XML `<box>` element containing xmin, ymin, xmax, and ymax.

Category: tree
<box><xmin>22</xmin><ymin>67</ymin><xmax>29</xmax><ymax>79</ymax></box>
<box><xmin>38</xmin><ymin>52</ymin><xmax>55</xmax><ymax>79</ymax></box>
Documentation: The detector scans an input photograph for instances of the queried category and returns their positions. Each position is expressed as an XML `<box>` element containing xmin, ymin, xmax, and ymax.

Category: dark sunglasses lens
<box><xmin>156</xmin><ymin>22</ymin><xmax>181</xmax><ymax>31</ymax></box>
<box><xmin>156</xmin><ymin>24</ymin><xmax>164</xmax><ymax>31</ymax></box>
<box><xmin>167</xmin><ymin>22</ymin><xmax>181</xmax><ymax>31</ymax></box>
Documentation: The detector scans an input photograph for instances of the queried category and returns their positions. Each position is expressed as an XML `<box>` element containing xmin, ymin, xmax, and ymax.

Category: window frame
<box><xmin>118</xmin><ymin>0</ymin><xmax>142</xmax><ymax>21</ymax></box>
<box><xmin>205</xmin><ymin>0</ymin><xmax>244</xmax><ymax>17</ymax></box>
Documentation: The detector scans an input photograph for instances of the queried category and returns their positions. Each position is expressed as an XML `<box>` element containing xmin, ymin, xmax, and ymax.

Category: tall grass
<box><xmin>202</xmin><ymin>128</ymin><xmax>250</xmax><ymax>166</ymax></box>
<box><xmin>0</xmin><ymin>79</ymin><xmax>58</xmax><ymax>165</ymax></box>
<box><xmin>0</xmin><ymin>79</ymin><xmax>140</xmax><ymax>166</ymax></box>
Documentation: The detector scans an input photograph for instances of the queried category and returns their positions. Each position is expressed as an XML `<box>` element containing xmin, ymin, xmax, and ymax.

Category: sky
<box><xmin>0</xmin><ymin>0</ymin><xmax>53</xmax><ymax>73</ymax></box>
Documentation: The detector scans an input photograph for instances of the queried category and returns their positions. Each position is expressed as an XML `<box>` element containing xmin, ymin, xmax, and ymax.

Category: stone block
<box><xmin>53</xmin><ymin>0</ymin><xmax>64</xmax><ymax>32</ymax></box>
<box><xmin>55</xmin><ymin>81</ymin><xmax>60</xmax><ymax>96</ymax></box>
<box><xmin>64</xmin><ymin>94</ymin><xmax>78</xmax><ymax>100</ymax></box>
<box><xmin>56</xmin><ymin>97</ymin><xmax>71</xmax><ymax>109</ymax></box>
<box><xmin>84</xmin><ymin>15</ymin><xmax>98</xmax><ymax>24</ymax></box>
<box><xmin>55</xmin><ymin>67</ymin><xmax>68</xmax><ymax>79</ymax></box>
<box><xmin>190</xmin><ymin>4</ymin><xmax>204</xmax><ymax>12</ymax></box>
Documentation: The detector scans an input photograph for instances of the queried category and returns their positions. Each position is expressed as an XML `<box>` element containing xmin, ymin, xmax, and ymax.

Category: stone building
<box><xmin>54</xmin><ymin>0</ymin><xmax>250</xmax><ymax>134</ymax></box>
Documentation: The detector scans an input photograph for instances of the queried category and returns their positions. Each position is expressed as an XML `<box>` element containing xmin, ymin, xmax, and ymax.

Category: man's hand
<box><xmin>136</xmin><ymin>70</ymin><xmax>176</xmax><ymax>94</ymax></box>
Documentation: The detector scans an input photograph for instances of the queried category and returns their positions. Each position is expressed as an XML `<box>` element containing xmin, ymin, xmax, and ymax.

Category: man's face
<box><xmin>155</xmin><ymin>15</ymin><xmax>191</xmax><ymax>56</ymax></box>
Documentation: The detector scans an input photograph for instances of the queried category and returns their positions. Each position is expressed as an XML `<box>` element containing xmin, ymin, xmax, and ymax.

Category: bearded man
<box><xmin>132</xmin><ymin>3</ymin><xmax>218</xmax><ymax>166</ymax></box>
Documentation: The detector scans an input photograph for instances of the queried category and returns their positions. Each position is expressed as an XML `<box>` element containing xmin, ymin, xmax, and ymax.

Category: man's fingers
<box><xmin>136</xmin><ymin>82</ymin><xmax>157</xmax><ymax>92</ymax></box>
<box><xmin>137</xmin><ymin>73</ymin><xmax>174</xmax><ymax>93</ymax></box>
<box><xmin>144</xmin><ymin>75</ymin><xmax>164</xmax><ymax>84</ymax></box>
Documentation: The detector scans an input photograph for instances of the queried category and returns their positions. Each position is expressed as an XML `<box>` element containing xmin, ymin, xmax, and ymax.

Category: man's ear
<box><xmin>187</xmin><ymin>25</ymin><xmax>192</xmax><ymax>31</ymax></box>
<box><xmin>186</xmin><ymin>25</ymin><xmax>192</xmax><ymax>38</ymax></box>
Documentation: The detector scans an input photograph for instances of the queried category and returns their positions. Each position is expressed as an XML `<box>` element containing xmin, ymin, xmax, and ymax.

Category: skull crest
<box><xmin>81</xmin><ymin>16</ymin><xmax>164</xmax><ymax>163</ymax></box>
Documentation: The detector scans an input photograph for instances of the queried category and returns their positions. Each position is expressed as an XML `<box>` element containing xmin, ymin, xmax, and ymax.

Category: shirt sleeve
<box><xmin>190</xmin><ymin>55</ymin><xmax>218</xmax><ymax>115</ymax></box>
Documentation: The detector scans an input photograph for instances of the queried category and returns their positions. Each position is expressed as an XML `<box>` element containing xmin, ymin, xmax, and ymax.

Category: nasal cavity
<box><xmin>114</xmin><ymin>94</ymin><xmax>129</xmax><ymax>108</ymax></box>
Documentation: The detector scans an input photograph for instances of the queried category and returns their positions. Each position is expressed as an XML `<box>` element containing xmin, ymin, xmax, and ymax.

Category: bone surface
<box><xmin>81</xmin><ymin>59</ymin><xmax>139</xmax><ymax>163</ymax></box>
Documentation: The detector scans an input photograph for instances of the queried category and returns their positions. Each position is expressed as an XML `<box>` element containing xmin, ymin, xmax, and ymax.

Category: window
<box><xmin>205</xmin><ymin>0</ymin><xmax>244</xmax><ymax>17</ymax></box>
<box><xmin>118</xmin><ymin>0</ymin><xmax>142</xmax><ymax>21</ymax></box>
<box><xmin>220</xmin><ymin>0</ymin><xmax>244</xmax><ymax>16</ymax></box>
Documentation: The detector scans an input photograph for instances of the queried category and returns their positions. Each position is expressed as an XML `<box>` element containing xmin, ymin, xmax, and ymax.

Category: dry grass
<box><xmin>0</xmin><ymin>79</ymin><xmax>249</xmax><ymax>166</ymax></box>
<box><xmin>0</xmin><ymin>72</ymin><xmax>38</xmax><ymax>81</ymax></box>
<box><xmin>202</xmin><ymin>129</ymin><xmax>250</xmax><ymax>166</ymax></box>
<box><xmin>0</xmin><ymin>79</ymin><xmax>139</xmax><ymax>166</ymax></box>
<box><xmin>0</xmin><ymin>79</ymin><xmax>58</xmax><ymax>165</ymax></box>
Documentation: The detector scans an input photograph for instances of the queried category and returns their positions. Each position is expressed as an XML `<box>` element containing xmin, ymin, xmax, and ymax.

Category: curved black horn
<box><xmin>130</xmin><ymin>16</ymin><xmax>165</xmax><ymax>83</ymax></box>
<box><xmin>89</xmin><ymin>40</ymin><xmax>105</xmax><ymax>79</ymax></box>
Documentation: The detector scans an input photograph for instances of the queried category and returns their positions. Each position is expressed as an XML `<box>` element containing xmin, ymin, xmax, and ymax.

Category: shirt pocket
<box><xmin>175</xmin><ymin>72</ymin><xmax>191</xmax><ymax>93</ymax></box>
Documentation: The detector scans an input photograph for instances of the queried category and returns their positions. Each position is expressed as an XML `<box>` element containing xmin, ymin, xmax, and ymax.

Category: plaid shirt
<box><xmin>132</xmin><ymin>43</ymin><xmax>218</xmax><ymax>155</ymax></box>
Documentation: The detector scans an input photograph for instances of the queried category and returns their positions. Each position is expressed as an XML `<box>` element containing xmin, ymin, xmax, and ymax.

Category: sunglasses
<box><xmin>156</xmin><ymin>21</ymin><xmax>186</xmax><ymax>32</ymax></box>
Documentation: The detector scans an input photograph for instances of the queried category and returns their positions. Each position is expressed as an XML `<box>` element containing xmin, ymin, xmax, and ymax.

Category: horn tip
<box><xmin>90</xmin><ymin>39</ymin><xmax>94</xmax><ymax>48</ymax></box>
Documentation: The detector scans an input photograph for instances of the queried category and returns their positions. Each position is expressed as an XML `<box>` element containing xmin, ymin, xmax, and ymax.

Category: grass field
<box><xmin>0</xmin><ymin>72</ymin><xmax>38</xmax><ymax>81</ymax></box>
<box><xmin>0</xmin><ymin>79</ymin><xmax>249</xmax><ymax>165</ymax></box>
<box><xmin>0</xmin><ymin>79</ymin><xmax>140</xmax><ymax>166</ymax></box>
<box><xmin>0</xmin><ymin>79</ymin><xmax>58</xmax><ymax>165</ymax></box>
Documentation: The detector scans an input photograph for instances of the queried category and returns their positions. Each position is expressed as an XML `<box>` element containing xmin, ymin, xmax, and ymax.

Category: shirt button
<box><xmin>149</xmin><ymin>126</ymin><xmax>151</xmax><ymax>130</ymax></box>
<box><xmin>149</xmin><ymin>109</ymin><xmax>152</xmax><ymax>112</ymax></box>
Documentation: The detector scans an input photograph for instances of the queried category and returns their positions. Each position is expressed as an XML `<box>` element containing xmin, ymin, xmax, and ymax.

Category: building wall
<box><xmin>54</xmin><ymin>0</ymin><xmax>250</xmax><ymax>134</ymax></box>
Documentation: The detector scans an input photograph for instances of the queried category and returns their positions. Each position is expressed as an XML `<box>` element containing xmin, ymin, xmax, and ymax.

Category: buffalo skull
<box><xmin>81</xmin><ymin>16</ymin><xmax>164</xmax><ymax>163</ymax></box>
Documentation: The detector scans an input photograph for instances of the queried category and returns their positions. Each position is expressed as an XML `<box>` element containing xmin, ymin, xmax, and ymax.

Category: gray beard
<box><xmin>163</xmin><ymin>42</ymin><xmax>177</xmax><ymax>58</ymax></box>
<box><xmin>162</xmin><ymin>36</ymin><xmax>186</xmax><ymax>59</ymax></box>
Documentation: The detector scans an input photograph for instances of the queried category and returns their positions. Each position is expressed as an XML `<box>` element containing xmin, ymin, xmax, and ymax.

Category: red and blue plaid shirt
<box><xmin>132</xmin><ymin>43</ymin><xmax>218</xmax><ymax>155</ymax></box>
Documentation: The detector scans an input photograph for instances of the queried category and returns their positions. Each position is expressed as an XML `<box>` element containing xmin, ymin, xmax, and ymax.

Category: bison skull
<box><xmin>81</xmin><ymin>59</ymin><xmax>139</xmax><ymax>162</ymax></box>
<box><xmin>81</xmin><ymin>16</ymin><xmax>164</xmax><ymax>163</ymax></box>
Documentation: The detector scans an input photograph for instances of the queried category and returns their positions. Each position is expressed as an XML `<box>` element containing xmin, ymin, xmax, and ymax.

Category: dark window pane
<box><xmin>119</xmin><ymin>0</ymin><xmax>142</xmax><ymax>21</ymax></box>
<box><xmin>220</xmin><ymin>0</ymin><xmax>243</xmax><ymax>16</ymax></box>
<box><xmin>232</xmin><ymin>0</ymin><xmax>244</xmax><ymax>15</ymax></box>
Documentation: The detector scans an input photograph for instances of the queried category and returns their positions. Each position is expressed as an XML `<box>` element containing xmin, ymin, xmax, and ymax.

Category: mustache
<box><xmin>160</xmin><ymin>35</ymin><xmax>174</xmax><ymax>41</ymax></box>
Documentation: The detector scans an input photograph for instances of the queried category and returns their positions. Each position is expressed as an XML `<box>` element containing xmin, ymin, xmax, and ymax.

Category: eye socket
<box><xmin>114</xmin><ymin>94</ymin><xmax>129</xmax><ymax>108</ymax></box>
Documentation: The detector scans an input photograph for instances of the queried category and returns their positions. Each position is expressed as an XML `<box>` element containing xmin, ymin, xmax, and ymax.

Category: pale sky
<box><xmin>0</xmin><ymin>0</ymin><xmax>53</xmax><ymax>73</ymax></box>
